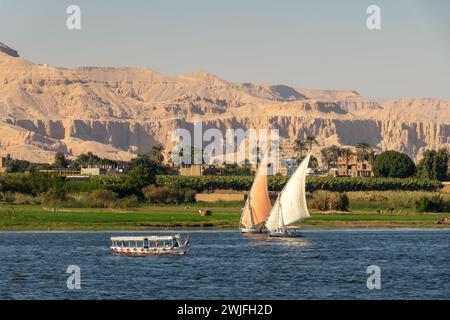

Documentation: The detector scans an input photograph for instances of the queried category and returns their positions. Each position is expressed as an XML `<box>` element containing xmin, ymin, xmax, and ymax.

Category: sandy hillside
<box><xmin>0</xmin><ymin>42</ymin><xmax>449</xmax><ymax>163</ymax></box>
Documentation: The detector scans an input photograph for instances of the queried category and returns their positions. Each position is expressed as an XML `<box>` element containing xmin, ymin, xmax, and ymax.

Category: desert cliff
<box><xmin>0</xmin><ymin>42</ymin><xmax>449</xmax><ymax>163</ymax></box>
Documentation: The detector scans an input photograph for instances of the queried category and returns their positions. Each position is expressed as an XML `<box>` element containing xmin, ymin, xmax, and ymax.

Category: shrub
<box><xmin>12</xmin><ymin>193</ymin><xmax>40</xmax><ymax>205</ymax></box>
<box><xmin>66</xmin><ymin>181</ymin><xmax>103</xmax><ymax>193</ymax></box>
<box><xmin>373</xmin><ymin>151</ymin><xmax>416</xmax><ymax>178</ymax></box>
<box><xmin>142</xmin><ymin>185</ymin><xmax>170</xmax><ymax>203</ymax></box>
<box><xmin>114</xmin><ymin>195</ymin><xmax>140</xmax><ymax>209</ymax></box>
<box><xmin>183</xmin><ymin>189</ymin><xmax>196</xmax><ymax>203</ymax></box>
<box><xmin>90</xmin><ymin>189</ymin><xmax>118</xmax><ymax>208</ymax></box>
<box><xmin>142</xmin><ymin>185</ymin><xmax>196</xmax><ymax>204</ymax></box>
<box><xmin>336</xmin><ymin>193</ymin><xmax>350</xmax><ymax>211</ymax></box>
<box><xmin>308</xmin><ymin>191</ymin><xmax>349</xmax><ymax>211</ymax></box>
<box><xmin>0</xmin><ymin>172</ymin><xmax>52</xmax><ymax>195</ymax></box>
<box><xmin>1</xmin><ymin>191</ymin><xmax>16</xmax><ymax>206</ymax></box>
<box><xmin>415</xmin><ymin>195</ymin><xmax>450</xmax><ymax>213</ymax></box>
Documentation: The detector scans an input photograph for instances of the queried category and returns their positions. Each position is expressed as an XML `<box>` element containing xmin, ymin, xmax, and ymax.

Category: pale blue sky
<box><xmin>1</xmin><ymin>0</ymin><xmax>449</xmax><ymax>99</ymax></box>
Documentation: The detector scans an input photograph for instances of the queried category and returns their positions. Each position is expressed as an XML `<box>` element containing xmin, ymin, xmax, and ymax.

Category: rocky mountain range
<box><xmin>0</xmin><ymin>42</ymin><xmax>449</xmax><ymax>164</ymax></box>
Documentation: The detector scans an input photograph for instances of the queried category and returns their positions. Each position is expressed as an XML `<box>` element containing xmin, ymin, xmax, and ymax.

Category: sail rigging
<box><xmin>240</xmin><ymin>164</ymin><xmax>272</xmax><ymax>228</ymax></box>
<box><xmin>266</xmin><ymin>153</ymin><xmax>311</xmax><ymax>232</ymax></box>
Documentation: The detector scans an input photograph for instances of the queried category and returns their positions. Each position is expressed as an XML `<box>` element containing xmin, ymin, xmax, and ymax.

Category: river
<box><xmin>0</xmin><ymin>229</ymin><xmax>449</xmax><ymax>299</ymax></box>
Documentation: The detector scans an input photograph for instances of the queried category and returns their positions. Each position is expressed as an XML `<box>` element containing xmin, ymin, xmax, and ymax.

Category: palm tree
<box><xmin>150</xmin><ymin>144</ymin><xmax>165</xmax><ymax>164</ymax></box>
<box><xmin>167</xmin><ymin>150</ymin><xmax>174</xmax><ymax>167</ymax></box>
<box><xmin>329</xmin><ymin>145</ymin><xmax>341</xmax><ymax>168</ymax></box>
<box><xmin>305</xmin><ymin>135</ymin><xmax>318</xmax><ymax>153</ymax></box>
<box><xmin>356</xmin><ymin>142</ymin><xmax>372</xmax><ymax>177</ymax></box>
<box><xmin>293</xmin><ymin>139</ymin><xmax>307</xmax><ymax>158</ymax></box>
<box><xmin>339</xmin><ymin>148</ymin><xmax>354</xmax><ymax>176</ymax></box>
<box><xmin>309</xmin><ymin>156</ymin><xmax>319</xmax><ymax>171</ymax></box>
<box><xmin>321</xmin><ymin>145</ymin><xmax>341</xmax><ymax>174</ymax></box>
<box><xmin>368</xmin><ymin>149</ymin><xmax>376</xmax><ymax>167</ymax></box>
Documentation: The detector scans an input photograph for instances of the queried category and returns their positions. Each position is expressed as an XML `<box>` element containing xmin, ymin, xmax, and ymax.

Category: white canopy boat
<box><xmin>240</xmin><ymin>164</ymin><xmax>272</xmax><ymax>234</ymax></box>
<box><xmin>265</xmin><ymin>153</ymin><xmax>311</xmax><ymax>237</ymax></box>
<box><xmin>110</xmin><ymin>234</ymin><xmax>190</xmax><ymax>255</ymax></box>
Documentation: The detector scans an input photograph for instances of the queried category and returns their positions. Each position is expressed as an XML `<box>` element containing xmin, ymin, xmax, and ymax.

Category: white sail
<box><xmin>266</xmin><ymin>153</ymin><xmax>311</xmax><ymax>232</ymax></box>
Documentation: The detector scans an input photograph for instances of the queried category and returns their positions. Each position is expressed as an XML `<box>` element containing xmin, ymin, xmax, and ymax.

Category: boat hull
<box><xmin>240</xmin><ymin>227</ymin><xmax>268</xmax><ymax>234</ymax></box>
<box><xmin>269</xmin><ymin>228</ymin><xmax>303</xmax><ymax>238</ymax></box>
<box><xmin>111</xmin><ymin>246</ymin><xmax>189</xmax><ymax>255</ymax></box>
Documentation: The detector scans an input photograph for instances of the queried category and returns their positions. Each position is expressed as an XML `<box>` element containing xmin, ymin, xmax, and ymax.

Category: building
<box><xmin>251</xmin><ymin>159</ymin><xmax>299</xmax><ymax>176</ymax></box>
<box><xmin>81</xmin><ymin>167</ymin><xmax>105</xmax><ymax>176</ymax></box>
<box><xmin>39</xmin><ymin>169</ymin><xmax>82</xmax><ymax>176</ymax></box>
<box><xmin>336</xmin><ymin>156</ymin><xmax>373</xmax><ymax>177</ymax></box>
<box><xmin>275</xmin><ymin>159</ymin><xmax>298</xmax><ymax>176</ymax></box>
<box><xmin>179</xmin><ymin>160</ymin><xmax>303</xmax><ymax>177</ymax></box>
<box><xmin>179</xmin><ymin>164</ymin><xmax>204</xmax><ymax>176</ymax></box>
<box><xmin>81</xmin><ymin>164</ymin><xmax>127</xmax><ymax>176</ymax></box>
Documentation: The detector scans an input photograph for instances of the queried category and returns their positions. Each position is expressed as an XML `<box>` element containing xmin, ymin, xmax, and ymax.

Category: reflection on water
<box><xmin>242</xmin><ymin>232</ymin><xmax>311</xmax><ymax>248</ymax></box>
<box><xmin>268</xmin><ymin>236</ymin><xmax>311</xmax><ymax>248</ymax></box>
<box><xmin>0</xmin><ymin>229</ymin><xmax>450</xmax><ymax>299</ymax></box>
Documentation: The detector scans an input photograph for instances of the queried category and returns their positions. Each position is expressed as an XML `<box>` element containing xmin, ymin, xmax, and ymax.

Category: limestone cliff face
<box><xmin>0</xmin><ymin>42</ymin><xmax>449</xmax><ymax>163</ymax></box>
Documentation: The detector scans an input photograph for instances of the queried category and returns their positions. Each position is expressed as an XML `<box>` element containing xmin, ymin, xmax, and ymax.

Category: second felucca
<box><xmin>265</xmin><ymin>153</ymin><xmax>311</xmax><ymax>237</ymax></box>
<box><xmin>240</xmin><ymin>164</ymin><xmax>272</xmax><ymax>233</ymax></box>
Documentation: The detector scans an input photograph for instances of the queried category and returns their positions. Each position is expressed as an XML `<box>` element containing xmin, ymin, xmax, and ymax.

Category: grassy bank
<box><xmin>1</xmin><ymin>203</ymin><xmax>450</xmax><ymax>231</ymax></box>
<box><xmin>0</xmin><ymin>205</ymin><xmax>240</xmax><ymax>230</ymax></box>
<box><xmin>345</xmin><ymin>191</ymin><xmax>450</xmax><ymax>211</ymax></box>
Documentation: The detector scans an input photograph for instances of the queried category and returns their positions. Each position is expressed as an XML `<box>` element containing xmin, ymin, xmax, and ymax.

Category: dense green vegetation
<box><xmin>155</xmin><ymin>175</ymin><xmax>442</xmax><ymax>192</ymax></box>
<box><xmin>340</xmin><ymin>191</ymin><xmax>450</xmax><ymax>212</ymax></box>
<box><xmin>416</xmin><ymin>149</ymin><xmax>449</xmax><ymax>181</ymax></box>
<box><xmin>373</xmin><ymin>151</ymin><xmax>416</xmax><ymax>178</ymax></box>
<box><xmin>203</xmin><ymin>163</ymin><xmax>254</xmax><ymax>176</ymax></box>
<box><xmin>415</xmin><ymin>195</ymin><xmax>450</xmax><ymax>213</ymax></box>
<box><xmin>1</xmin><ymin>144</ymin><xmax>448</xmax><ymax>225</ymax></box>
<box><xmin>308</xmin><ymin>191</ymin><xmax>349</xmax><ymax>211</ymax></box>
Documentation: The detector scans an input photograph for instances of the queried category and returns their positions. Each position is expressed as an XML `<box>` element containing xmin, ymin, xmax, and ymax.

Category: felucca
<box><xmin>240</xmin><ymin>164</ymin><xmax>272</xmax><ymax>233</ymax></box>
<box><xmin>265</xmin><ymin>153</ymin><xmax>311</xmax><ymax>237</ymax></box>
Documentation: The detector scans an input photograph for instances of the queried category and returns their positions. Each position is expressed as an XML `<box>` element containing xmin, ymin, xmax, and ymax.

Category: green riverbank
<box><xmin>1</xmin><ymin>204</ymin><xmax>450</xmax><ymax>231</ymax></box>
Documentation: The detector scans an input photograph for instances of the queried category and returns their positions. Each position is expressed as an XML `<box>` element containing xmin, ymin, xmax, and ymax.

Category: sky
<box><xmin>0</xmin><ymin>0</ymin><xmax>449</xmax><ymax>99</ymax></box>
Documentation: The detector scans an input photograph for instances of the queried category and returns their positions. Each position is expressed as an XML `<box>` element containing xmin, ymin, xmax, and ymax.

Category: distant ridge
<box><xmin>0</xmin><ymin>42</ymin><xmax>449</xmax><ymax>164</ymax></box>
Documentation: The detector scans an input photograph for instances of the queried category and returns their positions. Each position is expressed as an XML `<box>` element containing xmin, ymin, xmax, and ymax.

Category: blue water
<box><xmin>0</xmin><ymin>229</ymin><xmax>449</xmax><ymax>299</ymax></box>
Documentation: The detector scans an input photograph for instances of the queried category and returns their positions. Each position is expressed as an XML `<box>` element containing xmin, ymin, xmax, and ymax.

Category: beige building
<box><xmin>336</xmin><ymin>156</ymin><xmax>373</xmax><ymax>177</ymax></box>
<box><xmin>179</xmin><ymin>164</ymin><xmax>204</xmax><ymax>176</ymax></box>
<box><xmin>39</xmin><ymin>169</ymin><xmax>82</xmax><ymax>176</ymax></box>
<box><xmin>81</xmin><ymin>167</ymin><xmax>106</xmax><ymax>176</ymax></box>
<box><xmin>80</xmin><ymin>164</ymin><xmax>127</xmax><ymax>176</ymax></box>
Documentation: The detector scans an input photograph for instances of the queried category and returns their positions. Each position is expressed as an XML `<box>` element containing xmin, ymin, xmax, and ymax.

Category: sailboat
<box><xmin>240</xmin><ymin>164</ymin><xmax>272</xmax><ymax>233</ymax></box>
<box><xmin>265</xmin><ymin>153</ymin><xmax>311</xmax><ymax>237</ymax></box>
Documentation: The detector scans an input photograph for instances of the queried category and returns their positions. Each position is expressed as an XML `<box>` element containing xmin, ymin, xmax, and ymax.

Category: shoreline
<box><xmin>1</xmin><ymin>226</ymin><xmax>450</xmax><ymax>233</ymax></box>
<box><xmin>1</xmin><ymin>222</ymin><xmax>450</xmax><ymax>231</ymax></box>
<box><xmin>1</xmin><ymin>205</ymin><xmax>450</xmax><ymax>231</ymax></box>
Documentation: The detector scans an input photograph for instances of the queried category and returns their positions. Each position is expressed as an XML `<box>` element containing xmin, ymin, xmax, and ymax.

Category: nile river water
<box><xmin>0</xmin><ymin>229</ymin><xmax>449</xmax><ymax>299</ymax></box>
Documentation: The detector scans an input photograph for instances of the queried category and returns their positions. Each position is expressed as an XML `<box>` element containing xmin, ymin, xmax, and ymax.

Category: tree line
<box><xmin>293</xmin><ymin>136</ymin><xmax>449</xmax><ymax>181</ymax></box>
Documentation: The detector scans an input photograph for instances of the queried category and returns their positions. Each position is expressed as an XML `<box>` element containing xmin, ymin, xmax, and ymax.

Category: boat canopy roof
<box><xmin>111</xmin><ymin>236</ymin><xmax>177</xmax><ymax>242</ymax></box>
